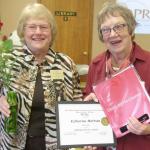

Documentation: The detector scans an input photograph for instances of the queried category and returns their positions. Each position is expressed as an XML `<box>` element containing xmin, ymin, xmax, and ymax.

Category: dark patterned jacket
<box><xmin>0</xmin><ymin>45</ymin><xmax>83</xmax><ymax>150</ymax></box>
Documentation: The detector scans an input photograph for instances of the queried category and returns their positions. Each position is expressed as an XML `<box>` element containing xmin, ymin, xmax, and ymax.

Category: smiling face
<box><xmin>23</xmin><ymin>18</ymin><xmax>51</xmax><ymax>56</ymax></box>
<box><xmin>101</xmin><ymin>15</ymin><xmax>133</xmax><ymax>58</ymax></box>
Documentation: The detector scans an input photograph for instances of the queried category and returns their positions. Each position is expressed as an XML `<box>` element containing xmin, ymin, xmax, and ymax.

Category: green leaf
<box><xmin>3</xmin><ymin>39</ymin><xmax>13</xmax><ymax>53</ymax></box>
<box><xmin>0</xmin><ymin>40</ymin><xmax>4</xmax><ymax>51</ymax></box>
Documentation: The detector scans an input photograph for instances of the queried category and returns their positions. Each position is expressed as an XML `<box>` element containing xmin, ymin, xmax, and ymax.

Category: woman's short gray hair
<box><xmin>97</xmin><ymin>2</ymin><xmax>137</xmax><ymax>42</ymax></box>
<box><xmin>17</xmin><ymin>3</ymin><xmax>57</xmax><ymax>47</ymax></box>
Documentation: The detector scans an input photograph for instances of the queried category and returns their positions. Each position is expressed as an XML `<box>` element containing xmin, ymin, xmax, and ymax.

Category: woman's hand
<box><xmin>127</xmin><ymin>116</ymin><xmax>150</xmax><ymax>135</ymax></box>
<box><xmin>83</xmin><ymin>146</ymin><xmax>97</xmax><ymax>150</ymax></box>
<box><xmin>0</xmin><ymin>95</ymin><xmax>10</xmax><ymax>117</ymax></box>
<box><xmin>84</xmin><ymin>93</ymin><xmax>98</xmax><ymax>102</ymax></box>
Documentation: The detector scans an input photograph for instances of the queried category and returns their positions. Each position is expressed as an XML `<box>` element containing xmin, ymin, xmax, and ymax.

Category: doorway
<box><xmin>39</xmin><ymin>0</ymin><xmax>93</xmax><ymax>65</ymax></box>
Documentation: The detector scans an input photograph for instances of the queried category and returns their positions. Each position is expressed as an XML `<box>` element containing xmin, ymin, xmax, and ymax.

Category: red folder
<box><xmin>93</xmin><ymin>65</ymin><xmax>150</xmax><ymax>137</ymax></box>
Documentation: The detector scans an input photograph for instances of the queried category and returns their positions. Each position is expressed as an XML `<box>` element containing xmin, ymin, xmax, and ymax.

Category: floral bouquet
<box><xmin>0</xmin><ymin>20</ymin><xmax>18</xmax><ymax>134</ymax></box>
<box><xmin>0</xmin><ymin>20</ymin><xmax>13</xmax><ymax>89</ymax></box>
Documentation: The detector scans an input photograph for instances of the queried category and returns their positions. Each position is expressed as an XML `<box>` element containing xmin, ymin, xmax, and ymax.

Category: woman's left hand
<box><xmin>84</xmin><ymin>93</ymin><xmax>98</xmax><ymax>102</ymax></box>
<box><xmin>83</xmin><ymin>146</ymin><xmax>97</xmax><ymax>150</ymax></box>
<box><xmin>127</xmin><ymin>116</ymin><xmax>150</xmax><ymax>135</ymax></box>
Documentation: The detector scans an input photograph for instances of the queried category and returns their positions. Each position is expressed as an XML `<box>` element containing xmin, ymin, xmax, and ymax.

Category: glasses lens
<box><xmin>101</xmin><ymin>23</ymin><xmax>127</xmax><ymax>37</ymax></box>
<box><xmin>113</xmin><ymin>24</ymin><xmax>127</xmax><ymax>33</ymax></box>
<box><xmin>25</xmin><ymin>24</ymin><xmax>50</xmax><ymax>32</ymax></box>
<box><xmin>101</xmin><ymin>28</ymin><xmax>110</xmax><ymax>36</ymax></box>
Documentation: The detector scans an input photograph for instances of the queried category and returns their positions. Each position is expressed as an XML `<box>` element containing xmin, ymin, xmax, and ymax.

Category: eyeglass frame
<box><xmin>24</xmin><ymin>24</ymin><xmax>50</xmax><ymax>32</ymax></box>
<box><xmin>100</xmin><ymin>23</ymin><xmax>128</xmax><ymax>37</ymax></box>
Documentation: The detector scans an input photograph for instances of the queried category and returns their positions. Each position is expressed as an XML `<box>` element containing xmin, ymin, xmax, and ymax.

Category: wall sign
<box><xmin>117</xmin><ymin>0</ymin><xmax>150</xmax><ymax>34</ymax></box>
<box><xmin>55</xmin><ymin>11</ymin><xmax>77</xmax><ymax>21</ymax></box>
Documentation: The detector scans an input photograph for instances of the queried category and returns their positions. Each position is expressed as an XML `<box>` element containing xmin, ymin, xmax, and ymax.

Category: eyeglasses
<box><xmin>24</xmin><ymin>24</ymin><xmax>50</xmax><ymax>32</ymax></box>
<box><xmin>100</xmin><ymin>23</ymin><xmax>127</xmax><ymax>37</ymax></box>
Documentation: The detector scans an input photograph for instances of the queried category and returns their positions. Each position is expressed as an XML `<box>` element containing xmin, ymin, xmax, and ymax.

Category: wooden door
<box><xmin>39</xmin><ymin>0</ymin><xmax>93</xmax><ymax>64</ymax></box>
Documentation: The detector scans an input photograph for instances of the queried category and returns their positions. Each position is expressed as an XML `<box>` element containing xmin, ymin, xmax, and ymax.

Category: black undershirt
<box><xmin>27</xmin><ymin>67</ymin><xmax>45</xmax><ymax>137</ymax></box>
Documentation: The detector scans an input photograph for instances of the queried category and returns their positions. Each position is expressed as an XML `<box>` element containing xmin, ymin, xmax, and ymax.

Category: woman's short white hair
<box><xmin>17</xmin><ymin>3</ymin><xmax>57</xmax><ymax>47</ymax></box>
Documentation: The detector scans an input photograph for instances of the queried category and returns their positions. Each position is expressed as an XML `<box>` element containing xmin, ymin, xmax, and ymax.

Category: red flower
<box><xmin>2</xmin><ymin>35</ymin><xmax>8</xmax><ymax>41</ymax></box>
<box><xmin>0</xmin><ymin>20</ymin><xmax>3</xmax><ymax>31</ymax></box>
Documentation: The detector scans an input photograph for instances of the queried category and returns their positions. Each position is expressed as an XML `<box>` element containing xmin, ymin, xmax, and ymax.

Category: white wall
<box><xmin>0</xmin><ymin>0</ymin><xmax>37</xmax><ymax>35</ymax></box>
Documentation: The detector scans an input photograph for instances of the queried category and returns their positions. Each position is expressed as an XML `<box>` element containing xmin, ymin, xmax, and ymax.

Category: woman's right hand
<box><xmin>84</xmin><ymin>93</ymin><xmax>98</xmax><ymax>102</ymax></box>
<box><xmin>0</xmin><ymin>95</ymin><xmax>10</xmax><ymax>117</ymax></box>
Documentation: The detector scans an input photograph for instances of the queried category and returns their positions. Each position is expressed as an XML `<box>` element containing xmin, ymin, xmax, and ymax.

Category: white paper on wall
<box><xmin>117</xmin><ymin>0</ymin><xmax>150</xmax><ymax>34</ymax></box>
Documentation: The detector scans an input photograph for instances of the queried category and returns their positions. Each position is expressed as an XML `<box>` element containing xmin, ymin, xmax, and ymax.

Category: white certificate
<box><xmin>56</xmin><ymin>101</ymin><xmax>115</xmax><ymax>149</ymax></box>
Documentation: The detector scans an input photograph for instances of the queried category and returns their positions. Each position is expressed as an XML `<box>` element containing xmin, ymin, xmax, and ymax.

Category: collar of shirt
<box><xmin>22</xmin><ymin>45</ymin><xmax>55</xmax><ymax>66</ymax></box>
